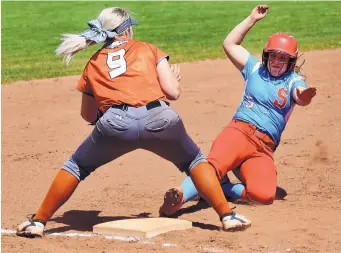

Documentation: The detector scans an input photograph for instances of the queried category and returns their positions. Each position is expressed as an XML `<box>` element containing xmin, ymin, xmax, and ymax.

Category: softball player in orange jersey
<box><xmin>16</xmin><ymin>7</ymin><xmax>251</xmax><ymax>238</ymax></box>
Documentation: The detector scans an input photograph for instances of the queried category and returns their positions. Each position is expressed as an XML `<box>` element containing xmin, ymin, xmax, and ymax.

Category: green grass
<box><xmin>2</xmin><ymin>1</ymin><xmax>341</xmax><ymax>83</ymax></box>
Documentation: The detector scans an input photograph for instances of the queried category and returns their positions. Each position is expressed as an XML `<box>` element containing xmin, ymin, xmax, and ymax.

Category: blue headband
<box><xmin>114</xmin><ymin>17</ymin><xmax>138</xmax><ymax>34</ymax></box>
<box><xmin>79</xmin><ymin>17</ymin><xmax>138</xmax><ymax>44</ymax></box>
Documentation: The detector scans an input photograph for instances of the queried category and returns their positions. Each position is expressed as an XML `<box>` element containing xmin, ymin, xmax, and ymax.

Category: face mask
<box><xmin>267</xmin><ymin>52</ymin><xmax>290</xmax><ymax>77</ymax></box>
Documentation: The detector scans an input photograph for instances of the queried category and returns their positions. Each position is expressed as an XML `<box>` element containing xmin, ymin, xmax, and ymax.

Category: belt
<box><xmin>233</xmin><ymin>120</ymin><xmax>276</xmax><ymax>152</ymax></box>
<box><xmin>254</xmin><ymin>131</ymin><xmax>276</xmax><ymax>152</ymax></box>
<box><xmin>111</xmin><ymin>100</ymin><xmax>169</xmax><ymax>111</ymax></box>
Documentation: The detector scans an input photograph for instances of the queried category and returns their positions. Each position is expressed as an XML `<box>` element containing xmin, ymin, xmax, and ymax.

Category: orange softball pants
<box><xmin>207</xmin><ymin>120</ymin><xmax>277</xmax><ymax>204</ymax></box>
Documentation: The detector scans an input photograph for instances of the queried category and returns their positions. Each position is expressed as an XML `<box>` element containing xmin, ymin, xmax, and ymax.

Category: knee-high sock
<box><xmin>34</xmin><ymin>169</ymin><xmax>79</xmax><ymax>223</ymax></box>
<box><xmin>190</xmin><ymin>162</ymin><xmax>232</xmax><ymax>216</ymax></box>
<box><xmin>181</xmin><ymin>176</ymin><xmax>199</xmax><ymax>202</ymax></box>
<box><xmin>182</xmin><ymin>175</ymin><xmax>245</xmax><ymax>202</ymax></box>
<box><xmin>221</xmin><ymin>182</ymin><xmax>245</xmax><ymax>199</ymax></box>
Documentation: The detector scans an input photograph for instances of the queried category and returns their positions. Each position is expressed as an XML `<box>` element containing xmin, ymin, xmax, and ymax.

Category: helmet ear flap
<box><xmin>262</xmin><ymin>50</ymin><xmax>269</xmax><ymax>68</ymax></box>
<box><xmin>288</xmin><ymin>57</ymin><xmax>297</xmax><ymax>71</ymax></box>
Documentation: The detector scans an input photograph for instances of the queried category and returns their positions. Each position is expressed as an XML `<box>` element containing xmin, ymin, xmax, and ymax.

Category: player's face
<box><xmin>267</xmin><ymin>52</ymin><xmax>290</xmax><ymax>77</ymax></box>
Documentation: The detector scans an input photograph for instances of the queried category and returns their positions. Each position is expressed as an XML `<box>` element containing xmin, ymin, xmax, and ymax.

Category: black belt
<box><xmin>111</xmin><ymin>100</ymin><xmax>169</xmax><ymax>111</ymax></box>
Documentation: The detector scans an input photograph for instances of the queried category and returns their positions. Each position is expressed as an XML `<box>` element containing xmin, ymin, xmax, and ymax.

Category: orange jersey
<box><xmin>77</xmin><ymin>38</ymin><xmax>169</xmax><ymax>112</ymax></box>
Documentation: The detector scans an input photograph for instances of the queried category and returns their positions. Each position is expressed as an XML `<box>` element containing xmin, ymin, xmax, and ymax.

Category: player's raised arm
<box><xmin>223</xmin><ymin>5</ymin><xmax>269</xmax><ymax>71</ymax></box>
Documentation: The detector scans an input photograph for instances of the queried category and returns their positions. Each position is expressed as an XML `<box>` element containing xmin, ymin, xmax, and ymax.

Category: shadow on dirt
<box><xmin>45</xmin><ymin>209</ymin><xmax>221</xmax><ymax>233</ymax></box>
<box><xmin>168</xmin><ymin>186</ymin><xmax>287</xmax><ymax>218</ymax></box>
<box><xmin>45</xmin><ymin>210</ymin><xmax>152</xmax><ymax>234</ymax></box>
<box><xmin>45</xmin><ymin>187</ymin><xmax>286</xmax><ymax>234</ymax></box>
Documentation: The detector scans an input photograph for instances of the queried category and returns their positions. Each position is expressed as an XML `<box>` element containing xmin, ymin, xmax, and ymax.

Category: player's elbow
<box><xmin>222</xmin><ymin>36</ymin><xmax>235</xmax><ymax>49</ymax></box>
<box><xmin>222</xmin><ymin>42</ymin><xmax>235</xmax><ymax>58</ymax></box>
<box><xmin>80</xmin><ymin>110</ymin><xmax>98</xmax><ymax>124</ymax></box>
<box><xmin>165</xmin><ymin>87</ymin><xmax>181</xmax><ymax>100</ymax></box>
<box><xmin>222</xmin><ymin>40</ymin><xmax>232</xmax><ymax>48</ymax></box>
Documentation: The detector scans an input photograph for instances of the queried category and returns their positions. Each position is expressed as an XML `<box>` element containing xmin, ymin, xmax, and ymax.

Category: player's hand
<box><xmin>296</xmin><ymin>87</ymin><xmax>317</xmax><ymax>105</ymax></box>
<box><xmin>250</xmin><ymin>5</ymin><xmax>269</xmax><ymax>22</ymax></box>
<box><xmin>170</xmin><ymin>64</ymin><xmax>181</xmax><ymax>82</ymax></box>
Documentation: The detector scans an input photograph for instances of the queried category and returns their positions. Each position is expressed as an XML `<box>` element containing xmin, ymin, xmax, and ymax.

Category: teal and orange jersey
<box><xmin>233</xmin><ymin>53</ymin><xmax>307</xmax><ymax>146</ymax></box>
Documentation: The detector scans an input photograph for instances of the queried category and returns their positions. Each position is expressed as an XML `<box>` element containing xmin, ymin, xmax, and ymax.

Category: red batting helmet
<box><xmin>262</xmin><ymin>33</ymin><xmax>298</xmax><ymax>75</ymax></box>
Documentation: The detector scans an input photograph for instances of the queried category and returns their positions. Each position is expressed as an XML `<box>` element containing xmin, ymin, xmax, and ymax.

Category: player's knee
<box><xmin>63</xmin><ymin>155</ymin><xmax>90</xmax><ymax>181</ymax></box>
<box><xmin>185</xmin><ymin>151</ymin><xmax>207</xmax><ymax>175</ymax></box>
<box><xmin>246</xmin><ymin>189</ymin><xmax>275</xmax><ymax>205</ymax></box>
<box><xmin>207</xmin><ymin>158</ymin><xmax>228</xmax><ymax>181</ymax></box>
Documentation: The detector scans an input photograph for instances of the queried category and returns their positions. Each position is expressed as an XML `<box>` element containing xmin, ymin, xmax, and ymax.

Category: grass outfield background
<box><xmin>2</xmin><ymin>1</ymin><xmax>341</xmax><ymax>83</ymax></box>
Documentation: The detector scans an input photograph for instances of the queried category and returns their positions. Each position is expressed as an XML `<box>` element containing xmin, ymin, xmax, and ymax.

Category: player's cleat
<box><xmin>16</xmin><ymin>214</ymin><xmax>46</xmax><ymax>238</ymax></box>
<box><xmin>221</xmin><ymin>212</ymin><xmax>251</xmax><ymax>231</ymax></box>
<box><xmin>159</xmin><ymin>187</ymin><xmax>184</xmax><ymax>217</ymax></box>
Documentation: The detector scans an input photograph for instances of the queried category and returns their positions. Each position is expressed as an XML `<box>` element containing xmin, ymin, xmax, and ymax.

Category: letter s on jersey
<box><xmin>274</xmin><ymin>88</ymin><xmax>288</xmax><ymax>109</ymax></box>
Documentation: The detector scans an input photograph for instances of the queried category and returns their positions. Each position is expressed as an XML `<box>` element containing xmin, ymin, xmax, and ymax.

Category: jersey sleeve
<box><xmin>148</xmin><ymin>43</ymin><xmax>169</xmax><ymax>65</ymax></box>
<box><xmin>290</xmin><ymin>75</ymin><xmax>308</xmax><ymax>101</ymax></box>
<box><xmin>77</xmin><ymin>66</ymin><xmax>94</xmax><ymax>97</ymax></box>
<box><xmin>241</xmin><ymin>53</ymin><xmax>260</xmax><ymax>81</ymax></box>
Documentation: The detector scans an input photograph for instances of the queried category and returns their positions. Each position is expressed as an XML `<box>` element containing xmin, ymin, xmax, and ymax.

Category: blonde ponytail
<box><xmin>55</xmin><ymin>7</ymin><xmax>137</xmax><ymax>65</ymax></box>
<box><xmin>55</xmin><ymin>34</ymin><xmax>91</xmax><ymax>65</ymax></box>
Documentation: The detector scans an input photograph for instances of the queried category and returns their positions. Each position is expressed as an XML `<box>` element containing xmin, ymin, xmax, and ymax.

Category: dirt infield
<box><xmin>2</xmin><ymin>49</ymin><xmax>341</xmax><ymax>253</ymax></box>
